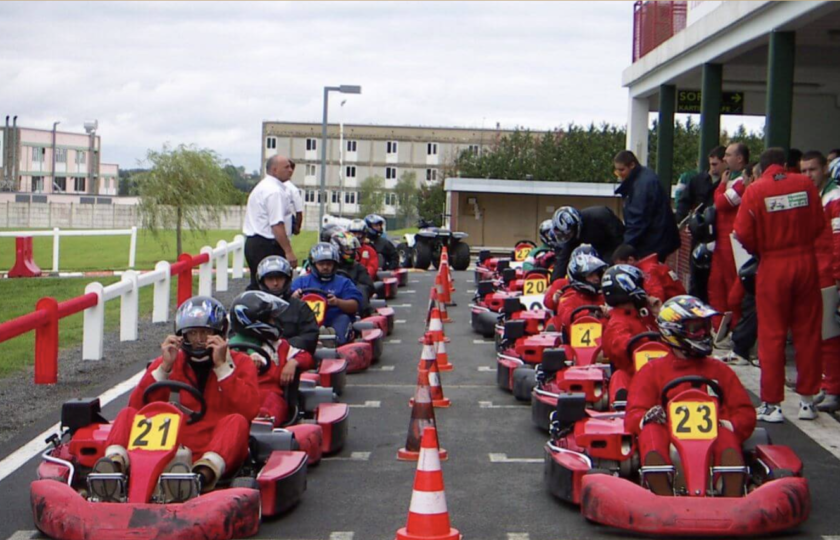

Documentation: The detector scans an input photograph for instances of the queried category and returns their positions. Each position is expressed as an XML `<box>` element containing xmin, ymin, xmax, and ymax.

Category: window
<box><xmin>331</xmin><ymin>191</ymin><xmax>340</xmax><ymax>204</ymax></box>
<box><xmin>55</xmin><ymin>148</ymin><xmax>67</xmax><ymax>163</ymax></box>
<box><xmin>344</xmin><ymin>191</ymin><xmax>357</xmax><ymax>204</ymax></box>
<box><xmin>385</xmin><ymin>193</ymin><xmax>398</xmax><ymax>206</ymax></box>
<box><xmin>32</xmin><ymin>176</ymin><xmax>44</xmax><ymax>192</ymax></box>
<box><xmin>386</xmin><ymin>141</ymin><xmax>398</xmax><ymax>154</ymax></box>
<box><xmin>54</xmin><ymin>177</ymin><xmax>67</xmax><ymax>192</ymax></box>
<box><xmin>74</xmin><ymin>178</ymin><xmax>86</xmax><ymax>192</ymax></box>
<box><xmin>426</xmin><ymin>169</ymin><xmax>438</xmax><ymax>182</ymax></box>
<box><xmin>75</xmin><ymin>151</ymin><xmax>86</xmax><ymax>164</ymax></box>
<box><xmin>266</xmin><ymin>137</ymin><xmax>277</xmax><ymax>149</ymax></box>
<box><xmin>305</xmin><ymin>164</ymin><xmax>316</xmax><ymax>177</ymax></box>
<box><xmin>427</xmin><ymin>143</ymin><xmax>438</xmax><ymax>156</ymax></box>
<box><xmin>306</xmin><ymin>138</ymin><xmax>317</xmax><ymax>151</ymax></box>
<box><xmin>32</xmin><ymin>148</ymin><xmax>45</xmax><ymax>162</ymax></box>
<box><xmin>346</xmin><ymin>140</ymin><xmax>357</xmax><ymax>152</ymax></box>
<box><xmin>385</xmin><ymin>167</ymin><xmax>397</xmax><ymax>180</ymax></box>
<box><xmin>469</xmin><ymin>144</ymin><xmax>481</xmax><ymax>155</ymax></box>
<box><xmin>345</xmin><ymin>166</ymin><xmax>356</xmax><ymax>179</ymax></box>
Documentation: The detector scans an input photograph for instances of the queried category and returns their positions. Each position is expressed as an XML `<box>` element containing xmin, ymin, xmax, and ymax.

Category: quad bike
<box><xmin>400</xmin><ymin>219</ymin><xmax>471</xmax><ymax>271</ymax></box>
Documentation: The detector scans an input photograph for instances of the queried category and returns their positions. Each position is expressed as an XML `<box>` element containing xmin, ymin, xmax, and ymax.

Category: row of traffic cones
<box><xmin>395</xmin><ymin>252</ymin><xmax>461</xmax><ymax>539</ymax></box>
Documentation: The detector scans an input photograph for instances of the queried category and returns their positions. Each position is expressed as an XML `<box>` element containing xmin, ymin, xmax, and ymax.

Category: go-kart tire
<box><xmin>585</xmin><ymin>468</ymin><xmax>613</xmax><ymax>476</ymax></box>
<box><xmin>414</xmin><ymin>241</ymin><xmax>433</xmax><ymax>270</ymax></box>
<box><xmin>397</xmin><ymin>243</ymin><xmax>415</xmax><ymax>268</ymax></box>
<box><xmin>450</xmin><ymin>241</ymin><xmax>471</xmax><ymax>271</ymax></box>
<box><xmin>512</xmin><ymin>367</ymin><xmax>536</xmax><ymax>402</ymax></box>
<box><xmin>231</xmin><ymin>477</ymin><xmax>260</xmax><ymax>491</ymax></box>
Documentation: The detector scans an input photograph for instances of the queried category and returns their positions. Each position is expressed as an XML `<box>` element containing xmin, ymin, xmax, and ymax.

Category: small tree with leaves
<box><xmin>136</xmin><ymin>144</ymin><xmax>237</xmax><ymax>256</ymax></box>
<box><xmin>359</xmin><ymin>175</ymin><xmax>386</xmax><ymax>217</ymax></box>
<box><xmin>394</xmin><ymin>171</ymin><xmax>419</xmax><ymax>224</ymax></box>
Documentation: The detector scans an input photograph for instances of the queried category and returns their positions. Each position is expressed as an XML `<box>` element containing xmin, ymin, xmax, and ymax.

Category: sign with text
<box><xmin>677</xmin><ymin>90</ymin><xmax>744</xmax><ymax>115</ymax></box>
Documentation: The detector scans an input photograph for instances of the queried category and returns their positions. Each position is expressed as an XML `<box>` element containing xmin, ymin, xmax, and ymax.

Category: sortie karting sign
<box><xmin>677</xmin><ymin>90</ymin><xmax>744</xmax><ymax>115</ymax></box>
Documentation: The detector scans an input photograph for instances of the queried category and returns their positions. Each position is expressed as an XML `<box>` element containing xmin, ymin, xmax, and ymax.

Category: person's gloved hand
<box><xmin>642</xmin><ymin>405</ymin><xmax>667</xmax><ymax>427</ymax></box>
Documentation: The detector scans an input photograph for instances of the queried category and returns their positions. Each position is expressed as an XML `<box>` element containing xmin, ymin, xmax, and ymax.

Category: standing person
<box><xmin>613</xmin><ymin>150</ymin><xmax>681</xmax><ymax>262</ymax></box>
<box><xmin>243</xmin><ymin>155</ymin><xmax>297</xmax><ymax>289</ymax></box>
<box><xmin>550</xmin><ymin>206</ymin><xmax>624</xmax><ymax>281</ymax></box>
<box><xmin>800</xmin><ymin>151</ymin><xmax>840</xmax><ymax>412</ymax></box>
<box><xmin>708</xmin><ymin>143</ymin><xmax>749</xmax><ymax>334</ymax></box>
<box><xmin>285</xmin><ymin>160</ymin><xmax>304</xmax><ymax>236</ymax></box>
<box><xmin>733</xmin><ymin>148</ymin><xmax>825</xmax><ymax>423</ymax></box>
<box><xmin>675</xmin><ymin>146</ymin><xmax>727</xmax><ymax>302</ymax></box>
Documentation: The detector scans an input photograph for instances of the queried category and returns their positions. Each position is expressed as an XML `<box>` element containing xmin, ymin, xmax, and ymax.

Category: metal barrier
<box><xmin>632</xmin><ymin>1</ymin><xmax>687</xmax><ymax>62</ymax></box>
<box><xmin>0</xmin><ymin>234</ymin><xmax>246</xmax><ymax>384</ymax></box>
<box><xmin>0</xmin><ymin>227</ymin><xmax>138</xmax><ymax>273</ymax></box>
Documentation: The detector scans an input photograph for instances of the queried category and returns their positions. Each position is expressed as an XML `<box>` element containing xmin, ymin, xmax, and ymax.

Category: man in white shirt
<box><xmin>243</xmin><ymin>155</ymin><xmax>298</xmax><ymax>289</ymax></box>
<box><xmin>285</xmin><ymin>160</ymin><xmax>304</xmax><ymax>235</ymax></box>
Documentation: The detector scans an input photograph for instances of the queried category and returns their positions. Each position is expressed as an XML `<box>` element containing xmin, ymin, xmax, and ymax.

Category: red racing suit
<box><xmin>255</xmin><ymin>339</ymin><xmax>316</xmax><ymax>426</ymax></box>
<box><xmin>602</xmin><ymin>307</ymin><xmax>656</xmax><ymax>401</ymax></box>
<box><xmin>708</xmin><ymin>174</ymin><xmax>746</xmax><ymax>327</ymax></box>
<box><xmin>106</xmin><ymin>349</ymin><xmax>260</xmax><ymax>476</ymax></box>
<box><xmin>815</xmin><ymin>180</ymin><xmax>840</xmax><ymax>395</ymax></box>
<box><xmin>543</xmin><ymin>277</ymin><xmax>569</xmax><ymax>312</ymax></box>
<box><xmin>357</xmin><ymin>243</ymin><xmax>379</xmax><ymax>280</ymax></box>
<box><xmin>625</xmin><ymin>353</ymin><xmax>757</xmax><ymax>467</ymax></box>
<box><xmin>637</xmin><ymin>254</ymin><xmax>686</xmax><ymax>303</ymax></box>
<box><xmin>733</xmin><ymin>164</ymin><xmax>825</xmax><ymax>403</ymax></box>
<box><xmin>550</xmin><ymin>288</ymin><xmax>604</xmax><ymax>333</ymax></box>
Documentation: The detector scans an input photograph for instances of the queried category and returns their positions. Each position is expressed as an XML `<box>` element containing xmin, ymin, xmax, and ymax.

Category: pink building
<box><xmin>1</xmin><ymin>118</ymin><xmax>119</xmax><ymax>196</ymax></box>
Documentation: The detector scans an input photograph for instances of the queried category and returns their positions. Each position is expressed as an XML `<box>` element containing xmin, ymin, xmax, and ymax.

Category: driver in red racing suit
<box><xmin>549</xmin><ymin>246</ymin><xmax>607</xmax><ymax>333</ymax></box>
<box><xmin>93</xmin><ymin>296</ymin><xmax>260</xmax><ymax>499</ymax></box>
<box><xmin>349</xmin><ymin>218</ymin><xmax>379</xmax><ymax>280</ymax></box>
<box><xmin>625</xmin><ymin>296</ymin><xmax>756</xmax><ymax>497</ymax></box>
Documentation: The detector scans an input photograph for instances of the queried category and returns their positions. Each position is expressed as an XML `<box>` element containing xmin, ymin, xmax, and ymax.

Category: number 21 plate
<box><xmin>128</xmin><ymin>413</ymin><xmax>181</xmax><ymax>451</ymax></box>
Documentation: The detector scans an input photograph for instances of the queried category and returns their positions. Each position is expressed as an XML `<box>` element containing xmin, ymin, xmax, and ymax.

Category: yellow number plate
<box><xmin>634</xmin><ymin>349</ymin><xmax>668</xmax><ymax>371</ymax></box>
<box><xmin>514</xmin><ymin>246</ymin><xmax>533</xmax><ymax>262</ymax></box>
<box><xmin>523</xmin><ymin>276</ymin><xmax>547</xmax><ymax>295</ymax></box>
<box><xmin>128</xmin><ymin>413</ymin><xmax>181</xmax><ymax>451</ymax></box>
<box><xmin>305</xmin><ymin>298</ymin><xmax>327</xmax><ymax>326</ymax></box>
<box><xmin>669</xmin><ymin>401</ymin><xmax>718</xmax><ymax>440</ymax></box>
<box><xmin>570</xmin><ymin>322</ymin><xmax>601</xmax><ymax>348</ymax></box>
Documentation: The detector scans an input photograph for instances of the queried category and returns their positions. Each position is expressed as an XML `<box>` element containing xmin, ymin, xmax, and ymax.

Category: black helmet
<box><xmin>320</xmin><ymin>223</ymin><xmax>346</xmax><ymax>243</ymax></box>
<box><xmin>657</xmin><ymin>295</ymin><xmax>718</xmax><ymax>358</ymax></box>
<box><xmin>692</xmin><ymin>243</ymin><xmax>713</xmax><ymax>270</ymax></box>
<box><xmin>364</xmin><ymin>214</ymin><xmax>386</xmax><ymax>240</ymax></box>
<box><xmin>175</xmin><ymin>296</ymin><xmax>229</xmax><ymax>358</ymax></box>
<box><xmin>309</xmin><ymin>242</ymin><xmax>340</xmax><ymax>281</ymax></box>
<box><xmin>602</xmin><ymin>264</ymin><xmax>648</xmax><ymax>310</ymax></box>
<box><xmin>567</xmin><ymin>246</ymin><xmax>608</xmax><ymax>295</ymax></box>
<box><xmin>552</xmin><ymin>207</ymin><xmax>581</xmax><ymax>244</ymax></box>
<box><xmin>229</xmin><ymin>291</ymin><xmax>289</xmax><ymax>343</ymax></box>
<box><xmin>257</xmin><ymin>255</ymin><xmax>293</xmax><ymax>297</ymax></box>
<box><xmin>688</xmin><ymin>205</ymin><xmax>716</xmax><ymax>244</ymax></box>
<box><xmin>331</xmin><ymin>230</ymin><xmax>359</xmax><ymax>265</ymax></box>
<box><xmin>538</xmin><ymin>219</ymin><xmax>556</xmax><ymax>247</ymax></box>
<box><xmin>738</xmin><ymin>257</ymin><xmax>758</xmax><ymax>296</ymax></box>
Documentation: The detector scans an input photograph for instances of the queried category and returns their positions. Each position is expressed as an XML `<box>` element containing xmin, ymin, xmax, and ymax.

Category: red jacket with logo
<box><xmin>602</xmin><ymin>307</ymin><xmax>656</xmax><ymax>375</ymax></box>
<box><xmin>637</xmin><ymin>254</ymin><xmax>686</xmax><ymax>302</ymax></box>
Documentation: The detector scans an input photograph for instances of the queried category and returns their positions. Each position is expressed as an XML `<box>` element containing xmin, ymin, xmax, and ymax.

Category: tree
<box><xmin>394</xmin><ymin>171</ymin><xmax>419</xmax><ymax>224</ymax></box>
<box><xmin>417</xmin><ymin>181</ymin><xmax>446</xmax><ymax>226</ymax></box>
<box><xmin>136</xmin><ymin>144</ymin><xmax>237</xmax><ymax>256</ymax></box>
<box><xmin>359</xmin><ymin>175</ymin><xmax>385</xmax><ymax>216</ymax></box>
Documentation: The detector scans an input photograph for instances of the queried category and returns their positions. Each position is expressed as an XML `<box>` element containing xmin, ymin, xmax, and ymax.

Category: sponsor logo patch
<box><xmin>765</xmin><ymin>191</ymin><xmax>808</xmax><ymax>213</ymax></box>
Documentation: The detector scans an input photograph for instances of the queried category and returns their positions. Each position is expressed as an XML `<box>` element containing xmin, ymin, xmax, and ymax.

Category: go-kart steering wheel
<box><xmin>298</xmin><ymin>287</ymin><xmax>330</xmax><ymax>297</ymax></box>
<box><xmin>230</xmin><ymin>340</ymin><xmax>272</xmax><ymax>375</ymax></box>
<box><xmin>570</xmin><ymin>305</ymin><xmax>604</xmax><ymax>323</ymax></box>
<box><xmin>143</xmin><ymin>380</ymin><xmax>207</xmax><ymax>425</ymax></box>
<box><xmin>660</xmin><ymin>376</ymin><xmax>725</xmax><ymax>408</ymax></box>
<box><xmin>625</xmin><ymin>332</ymin><xmax>661</xmax><ymax>360</ymax></box>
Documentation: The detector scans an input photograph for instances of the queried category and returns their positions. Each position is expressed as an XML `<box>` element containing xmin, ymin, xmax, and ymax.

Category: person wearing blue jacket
<box><xmin>291</xmin><ymin>243</ymin><xmax>363</xmax><ymax>346</ymax></box>
<box><xmin>613</xmin><ymin>150</ymin><xmax>681</xmax><ymax>262</ymax></box>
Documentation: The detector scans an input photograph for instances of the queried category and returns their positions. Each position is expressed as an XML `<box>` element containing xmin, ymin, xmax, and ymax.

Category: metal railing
<box><xmin>0</xmin><ymin>227</ymin><xmax>138</xmax><ymax>273</ymax></box>
<box><xmin>632</xmin><ymin>1</ymin><xmax>687</xmax><ymax>62</ymax></box>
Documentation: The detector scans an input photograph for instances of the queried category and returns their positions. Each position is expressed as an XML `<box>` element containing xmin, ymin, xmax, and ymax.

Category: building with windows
<box><xmin>1</xmin><ymin>120</ymin><xmax>120</xmax><ymax>197</ymax></box>
<box><xmin>261</xmin><ymin>121</ymin><xmax>517</xmax><ymax>230</ymax></box>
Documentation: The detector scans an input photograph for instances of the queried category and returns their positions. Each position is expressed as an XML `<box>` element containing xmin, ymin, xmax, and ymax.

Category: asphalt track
<box><xmin>1</xmin><ymin>270</ymin><xmax>840</xmax><ymax>539</ymax></box>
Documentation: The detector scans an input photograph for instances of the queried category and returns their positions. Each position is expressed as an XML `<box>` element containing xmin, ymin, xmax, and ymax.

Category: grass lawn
<box><xmin>0</xmin><ymin>228</ymin><xmax>417</xmax><ymax>272</ymax></box>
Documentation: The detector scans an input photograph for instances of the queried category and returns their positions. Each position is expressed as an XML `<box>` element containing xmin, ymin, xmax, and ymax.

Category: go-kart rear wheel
<box><xmin>450</xmin><ymin>241</ymin><xmax>471</xmax><ymax>271</ymax></box>
<box><xmin>512</xmin><ymin>367</ymin><xmax>537</xmax><ymax>402</ymax></box>
<box><xmin>414</xmin><ymin>241</ymin><xmax>433</xmax><ymax>270</ymax></box>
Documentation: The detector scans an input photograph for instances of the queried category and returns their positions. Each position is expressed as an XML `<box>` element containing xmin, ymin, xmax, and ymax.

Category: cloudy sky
<box><xmin>0</xmin><ymin>1</ymin><xmax>756</xmax><ymax>171</ymax></box>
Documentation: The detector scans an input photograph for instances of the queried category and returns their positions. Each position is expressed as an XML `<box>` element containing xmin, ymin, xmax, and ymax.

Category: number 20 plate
<box><xmin>523</xmin><ymin>277</ymin><xmax>547</xmax><ymax>295</ymax></box>
<box><xmin>128</xmin><ymin>413</ymin><xmax>181</xmax><ymax>451</ymax></box>
<box><xmin>669</xmin><ymin>401</ymin><xmax>718</xmax><ymax>441</ymax></box>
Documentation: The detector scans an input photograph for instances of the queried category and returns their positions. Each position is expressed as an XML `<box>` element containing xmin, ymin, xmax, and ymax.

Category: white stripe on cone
<box><xmin>408</xmin><ymin>490</ymin><xmax>449</xmax><ymax>515</ymax></box>
<box><xmin>429</xmin><ymin>372</ymin><xmax>440</xmax><ymax>387</ymax></box>
<box><xmin>429</xmin><ymin>317</ymin><xmax>443</xmax><ymax>332</ymax></box>
<box><xmin>417</xmin><ymin>445</ymin><xmax>442</xmax><ymax>472</ymax></box>
<box><xmin>437</xmin><ymin>340</ymin><xmax>447</xmax><ymax>354</ymax></box>
<box><xmin>421</xmin><ymin>342</ymin><xmax>437</xmax><ymax>361</ymax></box>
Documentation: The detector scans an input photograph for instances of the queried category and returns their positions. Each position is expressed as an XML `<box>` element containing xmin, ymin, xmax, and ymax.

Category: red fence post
<box><xmin>176</xmin><ymin>253</ymin><xmax>194</xmax><ymax>307</ymax></box>
<box><xmin>34</xmin><ymin>297</ymin><xmax>59</xmax><ymax>385</ymax></box>
<box><xmin>9</xmin><ymin>237</ymin><xmax>42</xmax><ymax>278</ymax></box>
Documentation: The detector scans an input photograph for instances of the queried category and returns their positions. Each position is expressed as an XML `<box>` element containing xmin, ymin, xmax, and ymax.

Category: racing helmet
<box><xmin>364</xmin><ymin>214</ymin><xmax>386</xmax><ymax>240</ymax></box>
<box><xmin>257</xmin><ymin>255</ymin><xmax>293</xmax><ymax>297</ymax></box>
<box><xmin>688</xmin><ymin>206</ymin><xmax>716</xmax><ymax>244</ymax></box>
<box><xmin>174</xmin><ymin>296</ymin><xmax>229</xmax><ymax>358</ymax></box>
<box><xmin>602</xmin><ymin>264</ymin><xmax>648</xmax><ymax>310</ymax></box>
<box><xmin>330</xmin><ymin>230</ymin><xmax>360</xmax><ymax>264</ymax></box>
<box><xmin>738</xmin><ymin>257</ymin><xmax>758</xmax><ymax>296</ymax></box>
<box><xmin>229</xmin><ymin>291</ymin><xmax>288</xmax><ymax>343</ymax></box>
<box><xmin>552</xmin><ymin>207</ymin><xmax>581</xmax><ymax>244</ymax></box>
<box><xmin>657</xmin><ymin>295</ymin><xmax>718</xmax><ymax>358</ymax></box>
<box><xmin>320</xmin><ymin>223</ymin><xmax>346</xmax><ymax>243</ymax></box>
<box><xmin>538</xmin><ymin>219</ymin><xmax>556</xmax><ymax>247</ymax></box>
<box><xmin>309</xmin><ymin>242</ymin><xmax>340</xmax><ymax>281</ymax></box>
<box><xmin>348</xmin><ymin>219</ymin><xmax>366</xmax><ymax>236</ymax></box>
<box><xmin>692</xmin><ymin>243</ymin><xmax>713</xmax><ymax>270</ymax></box>
<box><xmin>830</xmin><ymin>157</ymin><xmax>840</xmax><ymax>181</ymax></box>
<box><xmin>567</xmin><ymin>247</ymin><xmax>608</xmax><ymax>295</ymax></box>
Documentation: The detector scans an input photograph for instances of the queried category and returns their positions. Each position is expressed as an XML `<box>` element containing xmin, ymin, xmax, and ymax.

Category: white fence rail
<box><xmin>0</xmin><ymin>227</ymin><xmax>138</xmax><ymax>273</ymax></box>
<box><xmin>82</xmin><ymin>234</ymin><xmax>245</xmax><ymax>361</ymax></box>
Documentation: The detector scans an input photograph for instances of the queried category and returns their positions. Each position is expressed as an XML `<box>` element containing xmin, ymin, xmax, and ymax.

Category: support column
<box><xmin>765</xmin><ymin>31</ymin><xmax>795</xmax><ymax>152</ymax></box>
<box><xmin>656</xmin><ymin>84</ymin><xmax>676</xmax><ymax>194</ymax></box>
<box><xmin>698</xmin><ymin>63</ymin><xmax>722</xmax><ymax>172</ymax></box>
<box><xmin>626</xmin><ymin>96</ymin><xmax>650</xmax><ymax>166</ymax></box>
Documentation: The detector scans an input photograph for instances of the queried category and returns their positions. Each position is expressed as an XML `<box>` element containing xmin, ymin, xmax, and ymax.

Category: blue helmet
<box><xmin>257</xmin><ymin>256</ymin><xmax>293</xmax><ymax>297</ymax></box>
<box><xmin>229</xmin><ymin>291</ymin><xmax>289</xmax><ymax>343</ymax></box>
<box><xmin>174</xmin><ymin>296</ymin><xmax>229</xmax><ymax>359</ymax></box>
<box><xmin>602</xmin><ymin>264</ymin><xmax>647</xmax><ymax>310</ymax></box>
<box><xmin>552</xmin><ymin>207</ymin><xmax>581</xmax><ymax>244</ymax></box>
<box><xmin>309</xmin><ymin>242</ymin><xmax>340</xmax><ymax>281</ymax></box>
<box><xmin>567</xmin><ymin>247</ymin><xmax>608</xmax><ymax>295</ymax></box>
<box><xmin>538</xmin><ymin>219</ymin><xmax>556</xmax><ymax>247</ymax></box>
<box><xmin>364</xmin><ymin>214</ymin><xmax>386</xmax><ymax>240</ymax></box>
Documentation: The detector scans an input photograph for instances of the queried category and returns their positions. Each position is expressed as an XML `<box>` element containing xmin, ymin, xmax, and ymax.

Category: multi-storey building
<box><xmin>261</xmin><ymin>121</ymin><xmax>518</xmax><ymax>229</ymax></box>
<box><xmin>1</xmin><ymin>119</ymin><xmax>119</xmax><ymax>196</ymax></box>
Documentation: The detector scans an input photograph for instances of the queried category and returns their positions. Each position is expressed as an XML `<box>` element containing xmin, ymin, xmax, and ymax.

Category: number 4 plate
<box><xmin>128</xmin><ymin>413</ymin><xmax>181</xmax><ymax>451</ymax></box>
<box><xmin>669</xmin><ymin>401</ymin><xmax>718</xmax><ymax>440</ymax></box>
<box><xmin>570</xmin><ymin>322</ymin><xmax>601</xmax><ymax>348</ymax></box>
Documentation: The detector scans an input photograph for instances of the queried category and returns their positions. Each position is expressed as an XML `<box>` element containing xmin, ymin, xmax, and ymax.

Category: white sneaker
<box><xmin>756</xmin><ymin>402</ymin><xmax>784</xmax><ymax>423</ymax></box>
<box><xmin>799</xmin><ymin>400</ymin><xmax>818</xmax><ymax>421</ymax></box>
<box><xmin>721</xmin><ymin>351</ymin><xmax>749</xmax><ymax>366</ymax></box>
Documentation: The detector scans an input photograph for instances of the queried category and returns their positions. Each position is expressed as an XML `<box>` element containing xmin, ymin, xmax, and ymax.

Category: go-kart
<box><xmin>375</xmin><ymin>268</ymin><xmax>408</xmax><ymax>298</ymax></box>
<box><xmin>552</xmin><ymin>376</ymin><xmax>811</xmax><ymax>537</ymax></box>
<box><xmin>470</xmin><ymin>279</ymin><xmax>521</xmax><ymax>338</ymax></box>
<box><xmin>496</xmin><ymin>316</ymin><xmax>563</xmax><ymax>400</ymax></box>
<box><xmin>492</xmin><ymin>297</ymin><xmax>553</xmax><ymax>352</ymax></box>
<box><xmin>31</xmin><ymin>383</ymin><xmax>315</xmax><ymax>540</ymax></box>
<box><xmin>399</xmin><ymin>219</ymin><xmax>471</xmax><ymax>271</ymax></box>
<box><xmin>298</xmin><ymin>288</ymin><xmax>386</xmax><ymax>373</ymax></box>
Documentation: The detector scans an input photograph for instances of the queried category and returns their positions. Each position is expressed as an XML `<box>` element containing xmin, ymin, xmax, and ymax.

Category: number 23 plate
<box><xmin>669</xmin><ymin>401</ymin><xmax>718</xmax><ymax>440</ymax></box>
<box><xmin>128</xmin><ymin>413</ymin><xmax>181</xmax><ymax>451</ymax></box>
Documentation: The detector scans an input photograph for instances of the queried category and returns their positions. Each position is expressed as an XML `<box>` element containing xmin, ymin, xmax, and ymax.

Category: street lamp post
<box><xmin>319</xmin><ymin>84</ymin><xmax>362</xmax><ymax>226</ymax></box>
<box><xmin>51</xmin><ymin>121</ymin><xmax>60</xmax><ymax>193</ymax></box>
<box><xmin>339</xmin><ymin>99</ymin><xmax>346</xmax><ymax>218</ymax></box>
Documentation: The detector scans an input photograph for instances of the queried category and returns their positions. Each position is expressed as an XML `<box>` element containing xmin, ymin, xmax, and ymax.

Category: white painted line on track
<box><xmin>391</xmin><ymin>304</ymin><xmax>413</xmax><ymax>308</ymax></box>
<box><xmin>489</xmin><ymin>453</ymin><xmax>542</xmax><ymax>463</ymax></box>
<box><xmin>329</xmin><ymin>533</ymin><xmax>355</xmax><ymax>540</ymax></box>
<box><xmin>478</xmin><ymin>366</ymin><xmax>496</xmax><ymax>372</ymax></box>
<box><xmin>404</xmin><ymin>290</ymin><xmax>416</xmax><ymax>293</ymax></box>
<box><xmin>386</xmin><ymin>339</ymin><xmax>402</xmax><ymax>344</ymax></box>
<box><xmin>473</xmin><ymin>339</ymin><xmax>494</xmax><ymax>344</ymax></box>
<box><xmin>467</xmin><ymin>289</ymin><xmax>476</xmax><ymax>293</ymax></box>
<box><xmin>4</xmin><ymin>531</ymin><xmax>39</xmax><ymax>540</ymax></box>
<box><xmin>479</xmin><ymin>401</ymin><xmax>524</xmax><ymax>409</ymax></box>
<box><xmin>732</xmin><ymin>365</ymin><xmax>840</xmax><ymax>461</ymax></box>
<box><xmin>347</xmin><ymin>383</ymin><xmax>495</xmax><ymax>389</ymax></box>
<box><xmin>508</xmin><ymin>534</ymin><xmax>530</xmax><ymax>540</ymax></box>
<box><xmin>0</xmin><ymin>368</ymin><xmax>145</xmax><ymax>485</ymax></box>
<box><xmin>409</xmin><ymin>280</ymin><xmax>421</xmax><ymax>284</ymax></box>
<box><xmin>368</xmin><ymin>365</ymin><xmax>396</xmax><ymax>371</ymax></box>
<box><xmin>395</xmin><ymin>319</ymin><xmax>407</xmax><ymax>324</ymax></box>
<box><xmin>349</xmin><ymin>401</ymin><xmax>381</xmax><ymax>408</ymax></box>
<box><xmin>323</xmin><ymin>452</ymin><xmax>371</xmax><ymax>462</ymax></box>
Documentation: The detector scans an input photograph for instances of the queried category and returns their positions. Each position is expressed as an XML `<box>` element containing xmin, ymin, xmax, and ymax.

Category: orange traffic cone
<box><xmin>398</xmin><ymin>369</ymin><xmax>448</xmax><ymax>461</ymax></box>
<box><xmin>435</xmin><ymin>337</ymin><xmax>453</xmax><ymax>372</ymax></box>
<box><xmin>411</xmin><ymin>334</ymin><xmax>451</xmax><ymax>407</ymax></box>
<box><xmin>436</xmin><ymin>266</ymin><xmax>453</xmax><ymax>306</ymax></box>
<box><xmin>395</xmin><ymin>427</ymin><xmax>461</xmax><ymax>540</ymax></box>
<box><xmin>423</xmin><ymin>303</ymin><xmax>450</xmax><ymax>343</ymax></box>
